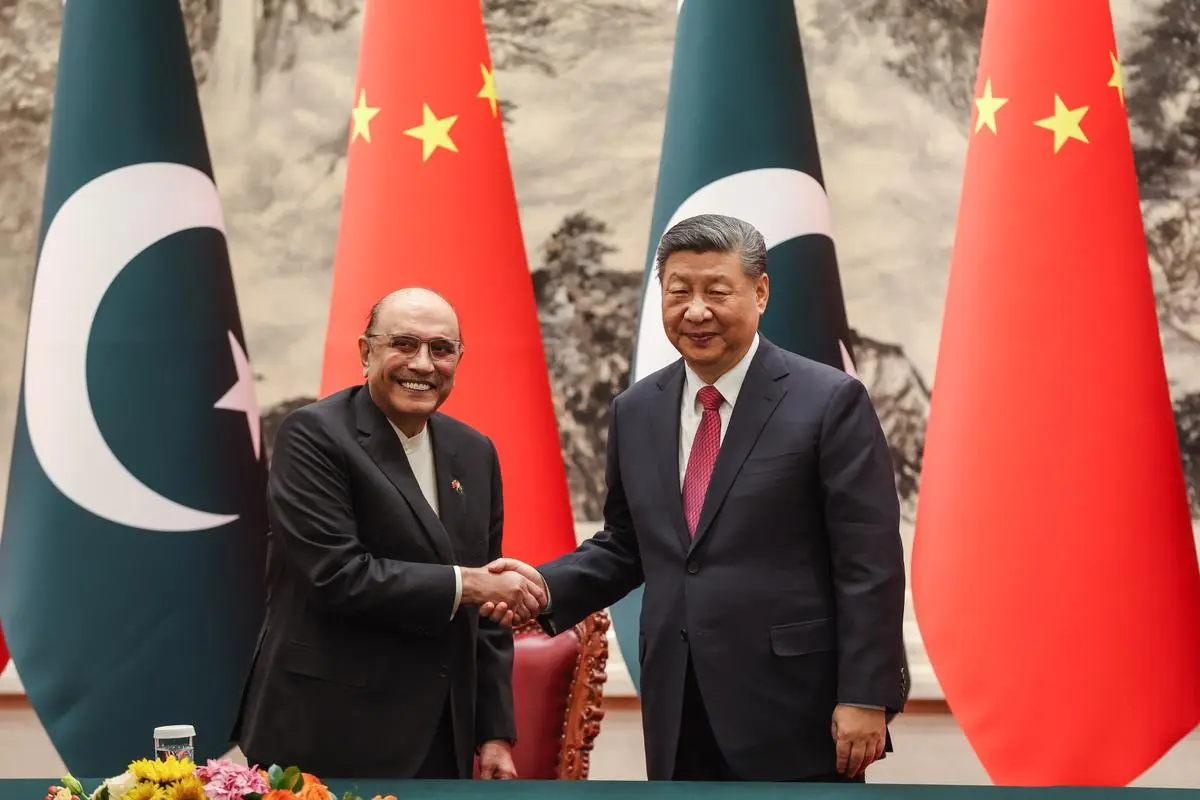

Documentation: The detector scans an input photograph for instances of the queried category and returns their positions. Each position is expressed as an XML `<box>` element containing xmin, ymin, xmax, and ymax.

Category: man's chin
<box><xmin>677</xmin><ymin>339</ymin><xmax>725</xmax><ymax>363</ymax></box>
<box><xmin>388</xmin><ymin>391</ymin><xmax>439</xmax><ymax>417</ymax></box>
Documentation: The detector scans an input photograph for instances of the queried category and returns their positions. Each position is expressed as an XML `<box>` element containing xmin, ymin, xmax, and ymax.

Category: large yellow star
<box><xmin>350</xmin><ymin>89</ymin><xmax>380</xmax><ymax>143</ymax></box>
<box><xmin>477</xmin><ymin>64</ymin><xmax>499</xmax><ymax>117</ymax></box>
<box><xmin>404</xmin><ymin>104</ymin><xmax>459</xmax><ymax>161</ymax></box>
<box><xmin>973</xmin><ymin>78</ymin><xmax>1008</xmax><ymax>135</ymax></box>
<box><xmin>1108</xmin><ymin>51</ymin><xmax>1125</xmax><ymax>106</ymax></box>
<box><xmin>1033</xmin><ymin>95</ymin><xmax>1089</xmax><ymax>153</ymax></box>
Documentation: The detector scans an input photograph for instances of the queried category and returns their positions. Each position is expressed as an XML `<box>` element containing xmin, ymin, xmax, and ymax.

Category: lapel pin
<box><xmin>450</xmin><ymin>479</ymin><xmax>463</xmax><ymax>495</ymax></box>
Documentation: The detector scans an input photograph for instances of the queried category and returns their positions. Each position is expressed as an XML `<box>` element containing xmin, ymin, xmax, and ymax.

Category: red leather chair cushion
<box><xmin>472</xmin><ymin>628</ymin><xmax>581</xmax><ymax>779</ymax></box>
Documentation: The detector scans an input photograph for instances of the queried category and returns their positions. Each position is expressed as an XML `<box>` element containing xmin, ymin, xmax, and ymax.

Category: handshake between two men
<box><xmin>459</xmin><ymin>558</ymin><xmax>546</xmax><ymax>628</ymax></box>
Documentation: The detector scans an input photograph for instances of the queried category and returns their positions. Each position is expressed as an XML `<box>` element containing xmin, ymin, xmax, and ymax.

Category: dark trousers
<box><xmin>672</xmin><ymin>655</ymin><xmax>739</xmax><ymax>780</ymax></box>
<box><xmin>414</xmin><ymin>697</ymin><xmax>460</xmax><ymax>779</ymax></box>
<box><xmin>671</xmin><ymin>655</ymin><xmax>866</xmax><ymax>783</ymax></box>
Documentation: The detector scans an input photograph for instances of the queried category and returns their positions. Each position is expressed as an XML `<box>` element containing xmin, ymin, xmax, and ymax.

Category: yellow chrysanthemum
<box><xmin>128</xmin><ymin>757</ymin><xmax>195</xmax><ymax>785</ymax></box>
<box><xmin>123</xmin><ymin>783</ymin><xmax>166</xmax><ymax>800</ymax></box>
<box><xmin>164</xmin><ymin>777</ymin><xmax>205</xmax><ymax>800</ymax></box>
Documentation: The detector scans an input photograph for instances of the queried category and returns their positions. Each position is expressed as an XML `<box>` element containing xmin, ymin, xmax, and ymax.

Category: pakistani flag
<box><xmin>614</xmin><ymin>0</ymin><xmax>859</xmax><ymax>691</ymax></box>
<box><xmin>0</xmin><ymin>0</ymin><xmax>267</xmax><ymax>775</ymax></box>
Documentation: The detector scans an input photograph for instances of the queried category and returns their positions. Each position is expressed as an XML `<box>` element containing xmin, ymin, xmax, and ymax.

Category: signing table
<box><xmin>1</xmin><ymin>781</ymin><xmax>1198</xmax><ymax>800</ymax></box>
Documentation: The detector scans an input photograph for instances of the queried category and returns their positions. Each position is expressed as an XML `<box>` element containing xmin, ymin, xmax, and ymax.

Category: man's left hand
<box><xmin>478</xmin><ymin>740</ymin><xmax>518</xmax><ymax>780</ymax></box>
<box><xmin>831</xmin><ymin>704</ymin><xmax>886</xmax><ymax>778</ymax></box>
<box><xmin>478</xmin><ymin>558</ymin><xmax>548</xmax><ymax>628</ymax></box>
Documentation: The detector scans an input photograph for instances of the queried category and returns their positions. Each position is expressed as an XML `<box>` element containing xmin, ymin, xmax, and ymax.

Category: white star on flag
<box><xmin>214</xmin><ymin>330</ymin><xmax>261</xmax><ymax>460</ymax></box>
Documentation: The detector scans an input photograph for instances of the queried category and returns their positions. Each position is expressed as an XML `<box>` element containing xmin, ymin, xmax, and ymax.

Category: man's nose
<box><xmin>407</xmin><ymin>345</ymin><xmax>435</xmax><ymax>372</ymax></box>
<box><xmin>683</xmin><ymin>295</ymin><xmax>710</xmax><ymax>321</ymax></box>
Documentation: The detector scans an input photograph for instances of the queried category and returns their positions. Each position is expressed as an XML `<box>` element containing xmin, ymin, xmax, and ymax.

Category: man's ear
<box><xmin>358</xmin><ymin>336</ymin><xmax>371</xmax><ymax>375</ymax></box>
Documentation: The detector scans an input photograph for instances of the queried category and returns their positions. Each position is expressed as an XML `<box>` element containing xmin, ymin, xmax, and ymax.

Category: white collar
<box><xmin>388</xmin><ymin>419</ymin><xmax>429</xmax><ymax>454</ymax></box>
<box><xmin>682</xmin><ymin>332</ymin><xmax>760</xmax><ymax>410</ymax></box>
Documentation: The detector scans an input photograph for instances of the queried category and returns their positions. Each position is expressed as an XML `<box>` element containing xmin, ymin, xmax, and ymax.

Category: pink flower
<box><xmin>195</xmin><ymin>759</ymin><xmax>268</xmax><ymax>800</ymax></box>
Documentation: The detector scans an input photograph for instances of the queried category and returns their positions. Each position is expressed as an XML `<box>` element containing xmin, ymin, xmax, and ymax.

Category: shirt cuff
<box><xmin>541</xmin><ymin>571</ymin><xmax>552</xmax><ymax>612</ymax></box>
<box><xmin>845</xmin><ymin>703</ymin><xmax>884</xmax><ymax>710</ymax></box>
<box><xmin>450</xmin><ymin>565</ymin><xmax>462</xmax><ymax>619</ymax></box>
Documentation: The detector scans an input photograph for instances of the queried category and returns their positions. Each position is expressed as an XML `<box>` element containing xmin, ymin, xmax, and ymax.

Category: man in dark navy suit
<box><xmin>234</xmin><ymin>289</ymin><xmax>545</xmax><ymax>779</ymax></box>
<box><xmin>486</xmin><ymin>215</ymin><xmax>908</xmax><ymax>782</ymax></box>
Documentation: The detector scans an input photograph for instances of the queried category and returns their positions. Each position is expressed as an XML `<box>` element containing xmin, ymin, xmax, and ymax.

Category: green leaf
<box><xmin>63</xmin><ymin>776</ymin><xmax>85</xmax><ymax>796</ymax></box>
<box><xmin>245</xmin><ymin>793</ymin><xmax>262</xmax><ymax>800</ymax></box>
<box><xmin>266</xmin><ymin>765</ymin><xmax>283</xmax><ymax>789</ymax></box>
<box><xmin>280</xmin><ymin>767</ymin><xmax>302</xmax><ymax>792</ymax></box>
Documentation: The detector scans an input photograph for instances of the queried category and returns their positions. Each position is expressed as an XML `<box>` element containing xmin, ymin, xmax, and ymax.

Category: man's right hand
<box><xmin>460</xmin><ymin>564</ymin><xmax>546</xmax><ymax>623</ymax></box>
<box><xmin>477</xmin><ymin>558</ymin><xmax>547</xmax><ymax>628</ymax></box>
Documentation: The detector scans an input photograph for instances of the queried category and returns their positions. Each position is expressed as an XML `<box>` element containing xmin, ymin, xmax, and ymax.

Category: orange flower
<box><xmin>371</xmin><ymin>795</ymin><xmax>397</xmax><ymax>800</ymax></box>
<box><xmin>263</xmin><ymin>790</ymin><xmax>299</xmax><ymax>800</ymax></box>
<box><xmin>296</xmin><ymin>774</ymin><xmax>329</xmax><ymax>800</ymax></box>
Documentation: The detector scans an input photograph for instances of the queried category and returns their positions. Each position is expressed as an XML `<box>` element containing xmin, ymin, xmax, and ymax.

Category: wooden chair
<box><xmin>474</xmin><ymin>610</ymin><xmax>611</xmax><ymax>779</ymax></box>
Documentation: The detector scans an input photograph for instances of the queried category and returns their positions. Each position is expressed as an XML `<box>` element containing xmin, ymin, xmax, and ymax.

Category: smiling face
<box><xmin>358</xmin><ymin>289</ymin><xmax>463</xmax><ymax>436</ymax></box>
<box><xmin>660</xmin><ymin>249</ymin><xmax>768</xmax><ymax>384</ymax></box>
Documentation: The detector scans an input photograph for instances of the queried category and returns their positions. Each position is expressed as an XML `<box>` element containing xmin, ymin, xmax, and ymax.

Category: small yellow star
<box><xmin>1033</xmin><ymin>94</ymin><xmax>1089</xmax><ymax>153</ymax></box>
<box><xmin>403</xmin><ymin>103</ymin><xmax>459</xmax><ymax>161</ymax></box>
<box><xmin>1108</xmin><ymin>51</ymin><xmax>1125</xmax><ymax>106</ymax></box>
<box><xmin>973</xmin><ymin>78</ymin><xmax>1008</xmax><ymax>135</ymax></box>
<box><xmin>477</xmin><ymin>64</ymin><xmax>499</xmax><ymax>117</ymax></box>
<box><xmin>350</xmin><ymin>89</ymin><xmax>380</xmax><ymax>143</ymax></box>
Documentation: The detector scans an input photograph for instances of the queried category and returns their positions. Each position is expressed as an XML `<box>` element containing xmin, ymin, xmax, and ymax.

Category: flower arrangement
<box><xmin>44</xmin><ymin>757</ymin><xmax>393</xmax><ymax>800</ymax></box>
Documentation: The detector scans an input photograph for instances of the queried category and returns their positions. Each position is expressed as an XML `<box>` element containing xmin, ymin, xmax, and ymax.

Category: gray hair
<box><xmin>653</xmin><ymin>213</ymin><xmax>767</xmax><ymax>280</ymax></box>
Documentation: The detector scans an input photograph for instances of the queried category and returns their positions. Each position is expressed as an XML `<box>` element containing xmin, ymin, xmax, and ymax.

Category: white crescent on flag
<box><xmin>23</xmin><ymin>162</ymin><xmax>252</xmax><ymax>532</ymax></box>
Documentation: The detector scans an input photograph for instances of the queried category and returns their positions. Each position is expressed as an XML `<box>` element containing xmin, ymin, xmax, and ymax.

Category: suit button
<box><xmin>680</xmin><ymin>628</ymin><xmax>688</xmax><ymax>641</ymax></box>
<box><xmin>687</xmin><ymin>562</ymin><xmax>699</xmax><ymax>574</ymax></box>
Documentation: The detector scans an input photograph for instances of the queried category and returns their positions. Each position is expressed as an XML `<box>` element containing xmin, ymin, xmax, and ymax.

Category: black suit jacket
<box><xmin>232</xmin><ymin>385</ymin><xmax>515</xmax><ymax>778</ymax></box>
<box><xmin>538</xmin><ymin>337</ymin><xmax>907</xmax><ymax>781</ymax></box>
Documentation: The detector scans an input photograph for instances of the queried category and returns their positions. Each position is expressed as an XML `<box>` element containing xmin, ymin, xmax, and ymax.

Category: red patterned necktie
<box><xmin>682</xmin><ymin>385</ymin><xmax>724</xmax><ymax>536</ymax></box>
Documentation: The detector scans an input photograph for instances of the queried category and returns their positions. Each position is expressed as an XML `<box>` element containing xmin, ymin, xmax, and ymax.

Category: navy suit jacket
<box><xmin>233</xmin><ymin>386</ymin><xmax>514</xmax><ymax>778</ymax></box>
<box><xmin>538</xmin><ymin>337</ymin><xmax>907</xmax><ymax>780</ymax></box>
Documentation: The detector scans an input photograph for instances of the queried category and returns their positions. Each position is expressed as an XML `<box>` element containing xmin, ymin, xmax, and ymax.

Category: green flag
<box><xmin>0</xmin><ymin>0</ymin><xmax>267</xmax><ymax>774</ymax></box>
<box><xmin>614</xmin><ymin>0</ymin><xmax>858</xmax><ymax>691</ymax></box>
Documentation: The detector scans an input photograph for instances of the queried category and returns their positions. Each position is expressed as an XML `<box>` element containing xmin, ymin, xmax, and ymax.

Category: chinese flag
<box><xmin>319</xmin><ymin>0</ymin><xmax>575</xmax><ymax>565</ymax></box>
<box><xmin>912</xmin><ymin>0</ymin><xmax>1200</xmax><ymax>786</ymax></box>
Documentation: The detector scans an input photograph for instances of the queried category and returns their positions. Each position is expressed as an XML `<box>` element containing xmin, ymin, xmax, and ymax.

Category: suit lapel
<box><xmin>652</xmin><ymin>363</ymin><xmax>692</xmax><ymax>552</ymax></box>
<box><xmin>428</xmin><ymin>416</ymin><xmax>466</xmax><ymax>563</ymax></box>
<box><xmin>688</xmin><ymin>341</ymin><xmax>789</xmax><ymax>555</ymax></box>
<box><xmin>354</xmin><ymin>389</ymin><xmax>456</xmax><ymax>565</ymax></box>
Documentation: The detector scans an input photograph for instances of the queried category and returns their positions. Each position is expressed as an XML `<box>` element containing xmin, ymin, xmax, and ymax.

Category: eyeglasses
<box><xmin>366</xmin><ymin>333</ymin><xmax>464</xmax><ymax>361</ymax></box>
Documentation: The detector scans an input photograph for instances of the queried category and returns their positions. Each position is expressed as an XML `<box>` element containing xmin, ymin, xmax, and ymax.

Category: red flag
<box><xmin>319</xmin><ymin>0</ymin><xmax>575</xmax><ymax>565</ymax></box>
<box><xmin>0</xmin><ymin>624</ymin><xmax>8</xmax><ymax>675</ymax></box>
<box><xmin>912</xmin><ymin>0</ymin><xmax>1200</xmax><ymax>786</ymax></box>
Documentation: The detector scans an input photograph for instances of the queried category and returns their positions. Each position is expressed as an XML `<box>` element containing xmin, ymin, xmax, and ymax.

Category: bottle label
<box><xmin>154</xmin><ymin>740</ymin><xmax>195</xmax><ymax>762</ymax></box>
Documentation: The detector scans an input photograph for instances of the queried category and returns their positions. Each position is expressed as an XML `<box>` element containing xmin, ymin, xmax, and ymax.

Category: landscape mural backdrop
<box><xmin>0</xmin><ymin>0</ymin><xmax>1197</xmax><ymax>697</ymax></box>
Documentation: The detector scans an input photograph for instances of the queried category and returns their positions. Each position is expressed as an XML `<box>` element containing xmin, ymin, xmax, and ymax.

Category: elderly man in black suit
<box><xmin>233</xmin><ymin>288</ymin><xmax>545</xmax><ymax>780</ymax></box>
<box><xmin>486</xmin><ymin>214</ymin><xmax>908</xmax><ymax>783</ymax></box>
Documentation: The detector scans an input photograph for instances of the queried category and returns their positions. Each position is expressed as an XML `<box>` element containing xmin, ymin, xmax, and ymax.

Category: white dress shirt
<box><xmin>389</xmin><ymin>420</ymin><xmax>462</xmax><ymax>619</ymax></box>
<box><xmin>678</xmin><ymin>333</ymin><xmax>760</xmax><ymax>485</ymax></box>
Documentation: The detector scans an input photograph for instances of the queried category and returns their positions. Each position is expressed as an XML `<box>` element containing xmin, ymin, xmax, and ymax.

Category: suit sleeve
<box><xmin>819</xmin><ymin>376</ymin><xmax>907</xmax><ymax>712</ymax></box>
<box><xmin>268</xmin><ymin>409</ymin><xmax>457</xmax><ymax>633</ymax></box>
<box><xmin>537</xmin><ymin>397</ymin><xmax>644</xmax><ymax>635</ymax></box>
<box><xmin>474</xmin><ymin>439</ymin><xmax>517</xmax><ymax>746</ymax></box>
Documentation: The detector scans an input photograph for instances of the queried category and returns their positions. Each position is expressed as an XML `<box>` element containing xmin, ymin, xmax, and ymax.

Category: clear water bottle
<box><xmin>153</xmin><ymin>725</ymin><xmax>195</xmax><ymax>762</ymax></box>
